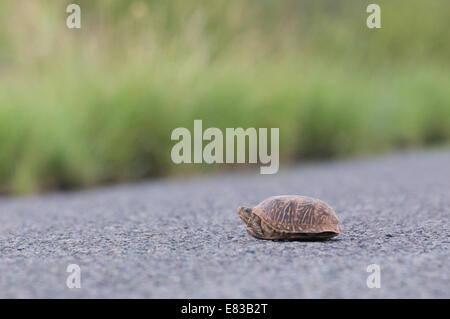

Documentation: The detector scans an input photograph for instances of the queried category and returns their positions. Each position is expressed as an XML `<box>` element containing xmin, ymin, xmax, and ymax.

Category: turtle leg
<box><xmin>245</xmin><ymin>214</ymin><xmax>267</xmax><ymax>239</ymax></box>
<box><xmin>246</xmin><ymin>215</ymin><xmax>280</xmax><ymax>240</ymax></box>
<box><xmin>260</xmin><ymin>220</ymin><xmax>281</xmax><ymax>239</ymax></box>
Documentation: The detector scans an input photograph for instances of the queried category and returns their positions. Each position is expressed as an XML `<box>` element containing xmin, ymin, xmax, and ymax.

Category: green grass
<box><xmin>0</xmin><ymin>0</ymin><xmax>449</xmax><ymax>194</ymax></box>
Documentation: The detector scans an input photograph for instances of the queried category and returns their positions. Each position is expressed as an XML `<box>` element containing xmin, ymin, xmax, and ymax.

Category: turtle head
<box><xmin>237</xmin><ymin>206</ymin><xmax>253</xmax><ymax>225</ymax></box>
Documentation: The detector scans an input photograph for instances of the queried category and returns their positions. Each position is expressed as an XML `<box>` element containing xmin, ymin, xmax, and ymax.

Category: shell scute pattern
<box><xmin>254</xmin><ymin>195</ymin><xmax>340</xmax><ymax>233</ymax></box>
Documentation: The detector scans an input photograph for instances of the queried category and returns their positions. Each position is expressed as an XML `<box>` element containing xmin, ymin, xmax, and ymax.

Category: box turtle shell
<box><xmin>237</xmin><ymin>195</ymin><xmax>342</xmax><ymax>240</ymax></box>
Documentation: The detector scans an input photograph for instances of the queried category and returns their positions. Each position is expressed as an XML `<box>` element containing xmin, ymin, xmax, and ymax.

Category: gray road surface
<box><xmin>0</xmin><ymin>149</ymin><xmax>449</xmax><ymax>298</ymax></box>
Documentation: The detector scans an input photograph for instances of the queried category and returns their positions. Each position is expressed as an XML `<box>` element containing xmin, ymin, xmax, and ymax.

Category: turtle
<box><xmin>237</xmin><ymin>195</ymin><xmax>342</xmax><ymax>240</ymax></box>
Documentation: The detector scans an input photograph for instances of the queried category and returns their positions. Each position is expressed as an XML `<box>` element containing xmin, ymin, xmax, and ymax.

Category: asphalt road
<box><xmin>0</xmin><ymin>149</ymin><xmax>449</xmax><ymax>298</ymax></box>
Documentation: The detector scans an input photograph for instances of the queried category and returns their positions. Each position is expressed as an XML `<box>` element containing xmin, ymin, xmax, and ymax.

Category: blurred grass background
<box><xmin>0</xmin><ymin>0</ymin><xmax>449</xmax><ymax>194</ymax></box>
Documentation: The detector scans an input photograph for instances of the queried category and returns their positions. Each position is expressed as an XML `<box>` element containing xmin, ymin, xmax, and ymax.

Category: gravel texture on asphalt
<box><xmin>0</xmin><ymin>149</ymin><xmax>449</xmax><ymax>298</ymax></box>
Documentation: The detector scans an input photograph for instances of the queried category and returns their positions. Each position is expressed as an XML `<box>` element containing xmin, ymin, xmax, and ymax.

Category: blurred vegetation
<box><xmin>0</xmin><ymin>0</ymin><xmax>449</xmax><ymax>194</ymax></box>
